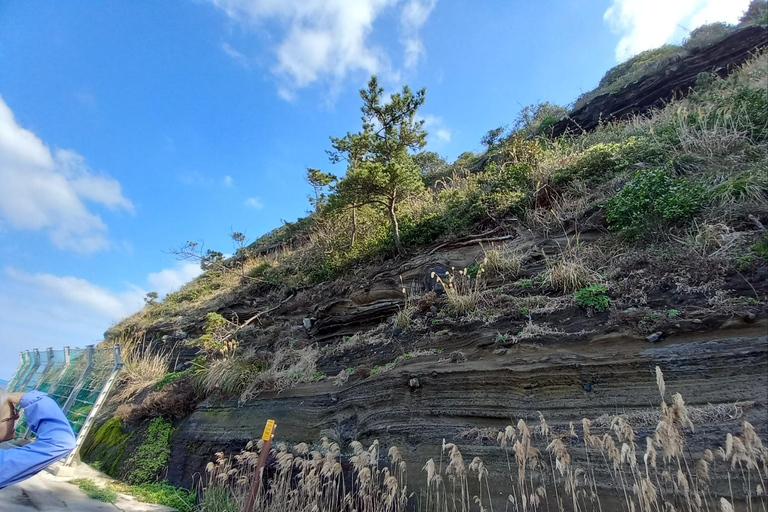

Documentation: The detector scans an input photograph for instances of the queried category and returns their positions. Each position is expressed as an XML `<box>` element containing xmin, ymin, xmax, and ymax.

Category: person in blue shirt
<box><xmin>0</xmin><ymin>388</ymin><xmax>77</xmax><ymax>489</ymax></box>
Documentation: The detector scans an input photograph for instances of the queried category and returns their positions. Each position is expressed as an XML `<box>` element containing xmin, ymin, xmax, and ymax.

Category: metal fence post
<box><xmin>21</xmin><ymin>348</ymin><xmax>58</xmax><ymax>439</ymax></box>
<box><xmin>65</xmin><ymin>344</ymin><xmax>123</xmax><ymax>466</ymax></box>
<box><xmin>18</xmin><ymin>349</ymin><xmax>41</xmax><ymax>392</ymax></box>
<box><xmin>61</xmin><ymin>345</ymin><xmax>94</xmax><ymax>415</ymax></box>
<box><xmin>6</xmin><ymin>352</ymin><xmax>27</xmax><ymax>391</ymax></box>
<box><xmin>32</xmin><ymin>348</ymin><xmax>55</xmax><ymax>390</ymax></box>
<box><xmin>46</xmin><ymin>346</ymin><xmax>72</xmax><ymax>404</ymax></box>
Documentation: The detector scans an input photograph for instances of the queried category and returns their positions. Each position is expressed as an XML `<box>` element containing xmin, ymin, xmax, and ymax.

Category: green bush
<box><xmin>72</xmin><ymin>479</ymin><xmax>118</xmax><ymax>503</ymax></box>
<box><xmin>683</xmin><ymin>22</ymin><xmax>734</xmax><ymax>50</ymax></box>
<box><xmin>606</xmin><ymin>168</ymin><xmax>707</xmax><ymax>238</ymax></box>
<box><xmin>574</xmin><ymin>285</ymin><xmax>611</xmax><ymax>312</ymax></box>
<box><xmin>752</xmin><ymin>234</ymin><xmax>768</xmax><ymax>259</ymax></box>
<box><xmin>127</xmin><ymin>417</ymin><xmax>174</xmax><ymax>485</ymax></box>
<box><xmin>555</xmin><ymin>137</ymin><xmax>667</xmax><ymax>185</ymax></box>
<box><xmin>128</xmin><ymin>482</ymin><xmax>196</xmax><ymax>512</ymax></box>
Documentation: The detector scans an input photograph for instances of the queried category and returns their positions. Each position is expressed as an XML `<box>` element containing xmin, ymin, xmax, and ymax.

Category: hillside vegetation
<box><xmin>91</xmin><ymin>8</ymin><xmax>768</xmax><ymax>512</ymax></box>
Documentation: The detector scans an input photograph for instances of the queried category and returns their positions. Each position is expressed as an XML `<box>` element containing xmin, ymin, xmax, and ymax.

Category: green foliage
<box><xmin>513</xmin><ymin>102</ymin><xmax>568</xmax><ymax>137</ymax></box>
<box><xmin>739</xmin><ymin>0</ymin><xmax>768</xmax><ymax>25</ymax></box>
<box><xmin>574</xmin><ymin>285</ymin><xmax>611</xmax><ymax>312</ymax></box>
<box><xmin>127</xmin><ymin>417</ymin><xmax>174</xmax><ymax>485</ymax></box>
<box><xmin>574</xmin><ymin>45</ymin><xmax>686</xmax><ymax>111</ymax></box>
<box><xmin>306</xmin><ymin>167</ymin><xmax>337</xmax><ymax>212</ymax></box>
<box><xmin>72</xmin><ymin>479</ymin><xmax>118</xmax><ymax>503</ymax></box>
<box><xmin>329</xmin><ymin>75</ymin><xmax>427</xmax><ymax>254</ymax></box>
<box><xmin>556</xmin><ymin>137</ymin><xmax>665</xmax><ymax>185</ymax></box>
<box><xmin>476</xmin><ymin>162</ymin><xmax>532</xmax><ymax>215</ymax></box>
<box><xmin>601</xmin><ymin>45</ymin><xmax>684</xmax><ymax>90</ymax></box>
<box><xmin>683</xmin><ymin>22</ymin><xmax>734</xmax><ymax>50</ymax></box>
<box><xmin>667</xmin><ymin>309</ymin><xmax>681</xmax><ymax>318</ymax></box>
<box><xmin>82</xmin><ymin>416</ymin><xmax>130</xmax><ymax>476</ymax></box>
<box><xmin>414</xmin><ymin>151</ymin><xmax>451</xmax><ymax>186</ymax></box>
<box><xmin>196</xmin><ymin>312</ymin><xmax>231</xmax><ymax>352</ymax></box>
<box><xmin>466</xmin><ymin>262</ymin><xmax>483</xmax><ymax>279</ymax></box>
<box><xmin>606</xmin><ymin>169</ymin><xmax>707</xmax><ymax>238</ymax></box>
<box><xmin>126</xmin><ymin>482</ymin><xmax>196</xmax><ymax>512</ymax></box>
<box><xmin>752</xmin><ymin>234</ymin><xmax>768</xmax><ymax>259</ymax></box>
<box><xmin>154</xmin><ymin>365</ymin><xmax>201</xmax><ymax>391</ymax></box>
<box><xmin>481</xmin><ymin>126</ymin><xmax>506</xmax><ymax>149</ymax></box>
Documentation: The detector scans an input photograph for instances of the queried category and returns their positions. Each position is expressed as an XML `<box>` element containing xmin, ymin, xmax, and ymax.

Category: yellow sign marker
<box><xmin>261</xmin><ymin>419</ymin><xmax>276</xmax><ymax>441</ymax></box>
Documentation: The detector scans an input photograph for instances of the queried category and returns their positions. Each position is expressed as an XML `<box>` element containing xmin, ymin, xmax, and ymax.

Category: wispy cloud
<box><xmin>74</xmin><ymin>90</ymin><xmax>97</xmax><ymax>108</ymax></box>
<box><xmin>604</xmin><ymin>0</ymin><xmax>750</xmax><ymax>61</ymax></box>
<box><xmin>224</xmin><ymin>175</ymin><xmax>234</xmax><ymax>187</ymax></box>
<box><xmin>0</xmin><ymin>96</ymin><xmax>133</xmax><ymax>254</ymax></box>
<box><xmin>0</xmin><ymin>262</ymin><xmax>203</xmax><ymax>377</ymax></box>
<box><xmin>221</xmin><ymin>42</ymin><xmax>250</xmax><ymax>68</ymax></box>
<box><xmin>421</xmin><ymin>114</ymin><xmax>451</xmax><ymax>144</ymax></box>
<box><xmin>244</xmin><ymin>196</ymin><xmax>264</xmax><ymax>209</ymax></box>
<box><xmin>400</xmin><ymin>0</ymin><xmax>437</xmax><ymax>68</ymax></box>
<box><xmin>208</xmin><ymin>0</ymin><xmax>438</xmax><ymax>98</ymax></box>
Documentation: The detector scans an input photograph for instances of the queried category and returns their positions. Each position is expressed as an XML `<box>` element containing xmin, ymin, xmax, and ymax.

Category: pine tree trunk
<box><xmin>350</xmin><ymin>206</ymin><xmax>357</xmax><ymax>247</ymax></box>
<box><xmin>387</xmin><ymin>200</ymin><xmax>404</xmax><ymax>255</ymax></box>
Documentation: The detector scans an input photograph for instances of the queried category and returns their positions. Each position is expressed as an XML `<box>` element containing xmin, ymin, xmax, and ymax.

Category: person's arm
<box><xmin>0</xmin><ymin>391</ymin><xmax>77</xmax><ymax>489</ymax></box>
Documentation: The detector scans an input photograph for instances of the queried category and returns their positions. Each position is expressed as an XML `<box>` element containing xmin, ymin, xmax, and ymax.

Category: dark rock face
<box><xmin>549</xmin><ymin>25</ymin><xmax>768</xmax><ymax>137</ymax></box>
<box><xmin>168</xmin><ymin>325</ymin><xmax>768</xmax><ymax>505</ymax></box>
<box><xmin>424</xmin><ymin>264</ymin><xmax>450</xmax><ymax>293</ymax></box>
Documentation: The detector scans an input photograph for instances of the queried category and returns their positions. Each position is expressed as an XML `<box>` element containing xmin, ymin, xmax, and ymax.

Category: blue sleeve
<box><xmin>0</xmin><ymin>391</ymin><xmax>77</xmax><ymax>489</ymax></box>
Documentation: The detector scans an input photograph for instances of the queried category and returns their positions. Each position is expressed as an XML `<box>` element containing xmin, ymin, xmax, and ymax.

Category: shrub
<box><xmin>752</xmin><ymin>234</ymin><xmax>768</xmax><ymax>259</ymax></box>
<box><xmin>127</xmin><ymin>417</ymin><xmax>174</xmax><ymax>485</ymax></box>
<box><xmin>739</xmin><ymin>0</ymin><xmax>768</xmax><ymax>26</ymax></box>
<box><xmin>606</xmin><ymin>168</ymin><xmax>707</xmax><ymax>238</ymax></box>
<box><xmin>683</xmin><ymin>22</ymin><xmax>734</xmax><ymax>50</ymax></box>
<box><xmin>126</xmin><ymin>482</ymin><xmax>196</xmax><ymax>512</ymax></box>
<box><xmin>72</xmin><ymin>479</ymin><xmax>118</xmax><ymax>503</ymax></box>
<box><xmin>196</xmin><ymin>312</ymin><xmax>236</xmax><ymax>354</ymax></box>
<box><xmin>574</xmin><ymin>285</ymin><xmax>612</xmax><ymax>312</ymax></box>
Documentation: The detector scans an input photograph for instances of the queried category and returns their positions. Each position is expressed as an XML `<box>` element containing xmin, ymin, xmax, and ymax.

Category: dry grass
<box><xmin>200</xmin><ymin>350</ymin><xmax>267</xmax><ymax>399</ymax></box>
<box><xmin>199</xmin><ymin>368</ymin><xmax>768</xmax><ymax>512</ymax></box>
<box><xmin>116</xmin><ymin>342</ymin><xmax>174</xmax><ymax>401</ymax></box>
<box><xmin>482</xmin><ymin>243</ymin><xmax>524</xmax><ymax>275</ymax></box>
<box><xmin>434</xmin><ymin>267</ymin><xmax>487</xmax><ymax>316</ymax></box>
<box><xmin>543</xmin><ymin>239</ymin><xmax>601</xmax><ymax>293</ymax></box>
<box><xmin>240</xmin><ymin>345</ymin><xmax>321</xmax><ymax>403</ymax></box>
<box><xmin>393</xmin><ymin>278</ymin><xmax>418</xmax><ymax>329</ymax></box>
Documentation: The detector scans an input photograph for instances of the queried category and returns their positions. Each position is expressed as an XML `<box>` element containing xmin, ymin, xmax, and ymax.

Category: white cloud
<box><xmin>604</xmin><ymin>0</ymin><xmax>750</xmax><ymax>61</ymax></box>
<box><xmin>147</xmin><ymin>262</ymin><xmax>204</xmax><ymax>297</ymax></box>
<box><xmin>4</xmin><ymin>267</ymin><xmax>145</xmax><ymax>320</ymax></box>
<box><xmin>224</xmin><ymin>175</ymin><xmax>234</xmax><ymax>186</ymax></box>
<box><xmin>421</xmin><ymin>114</ymin><xmax>451</xmax><ymax>144</ymax></box>
<box><xmin>222</xmin><ymin>42</ymin><xmax>250</xmax><ymax>68</ymax></box>
<box><xmin>208</xmin><ymin>0</ymin><xmax>437</xmax><ymax>97</ymax></box>
<box><xmin>0</xmin><ymin>96</ymin><xmax>133</xmax><ymax>253</ymax></box>
<box><xmin>0</xmin><ymin>261</ymin><xmax>204</xmax><ymax>379</ymax></box>
<box><xmin>400</xmin><ymin>0</ymin><xmax>437</xmax><ymax>68</ymax></box>
<box><xmin>245</xmin><ymin>196</ymin><xmax>264</xmax><ymax>209</ymax></box>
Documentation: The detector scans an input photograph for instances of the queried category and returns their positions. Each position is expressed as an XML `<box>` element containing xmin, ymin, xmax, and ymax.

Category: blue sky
<box><xmin>0</xmin><ymin>0</ymin><xmax>750</xmax><ymax>378</ymax></box>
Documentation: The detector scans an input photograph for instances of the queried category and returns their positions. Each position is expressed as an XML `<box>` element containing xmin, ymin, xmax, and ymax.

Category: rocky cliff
<box><xmin>549</xmin><ymin>25</ymin><xmax>768</xmax><ymax>137</ymax></box>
